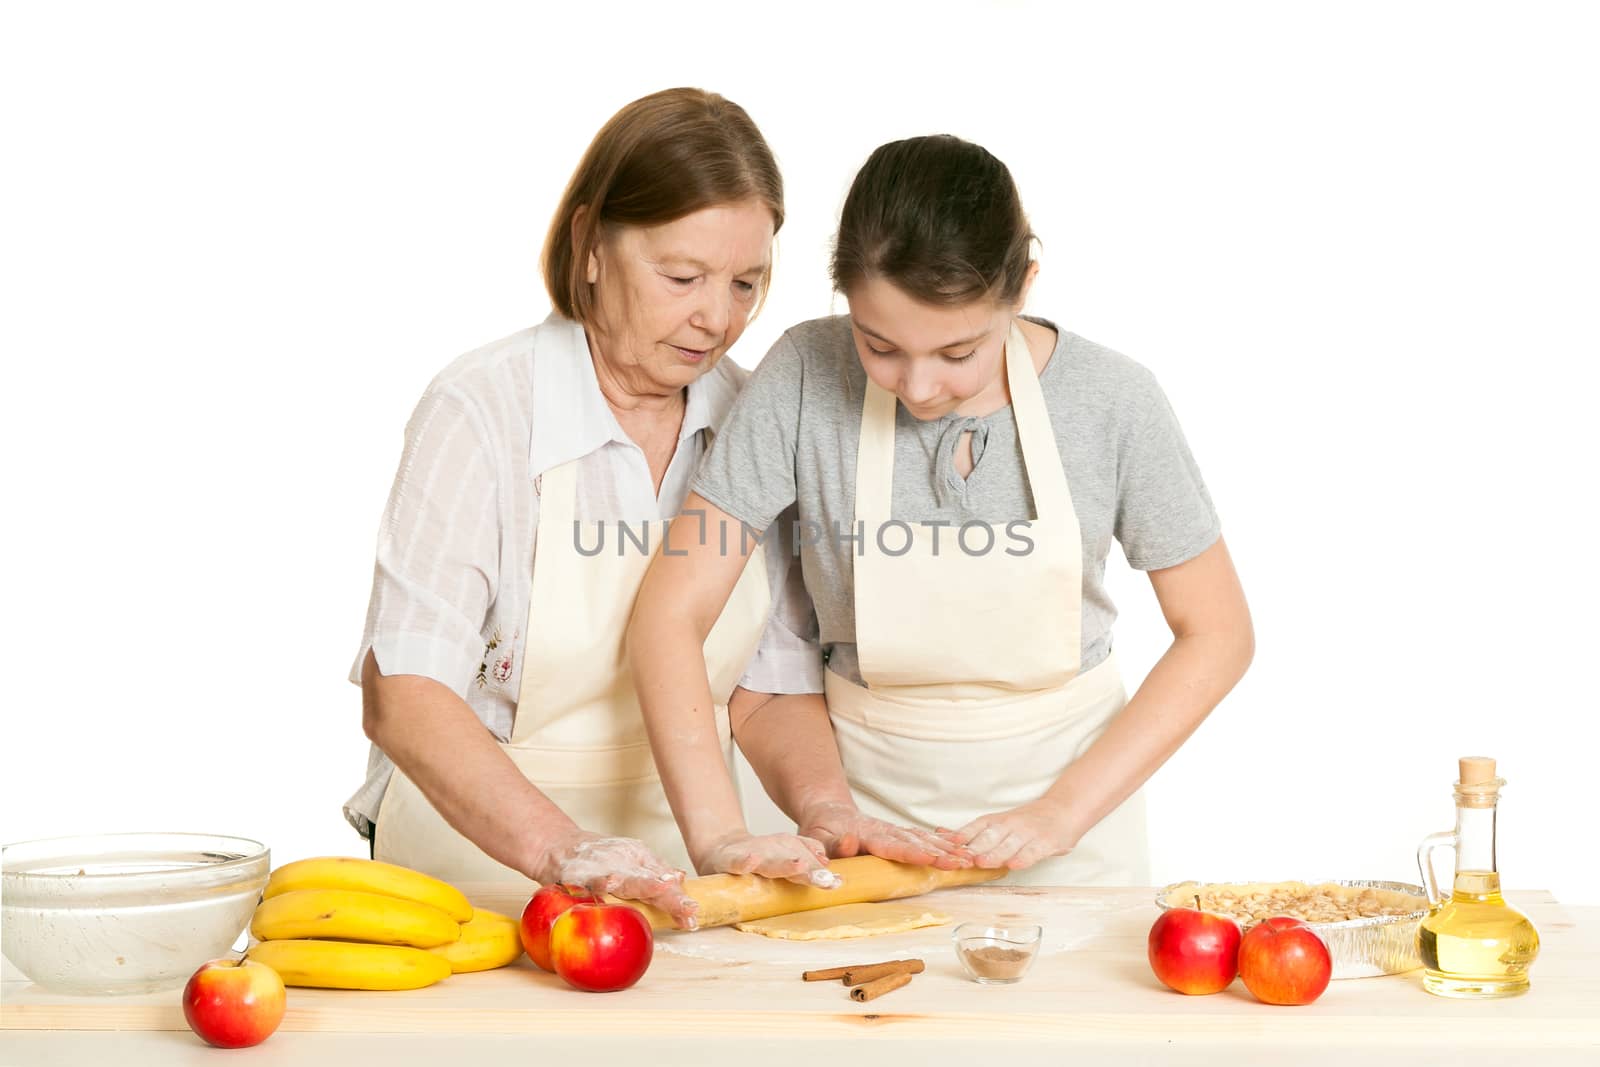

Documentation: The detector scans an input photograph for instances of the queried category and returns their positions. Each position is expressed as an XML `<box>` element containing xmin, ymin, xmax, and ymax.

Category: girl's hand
<box><xmin>936</xmin><ymin>798</ymin><xmax>1076</xmax><ymax>871</ymax></box>
<box><xmin>798</xmin><ymin>801</ymin><xmax>973</xmax><ymax>870</ymax></box>
<box><xmin>697</xmin><ymin>830</ymin><xmax>842</xmax><ymax>888</ymax></box>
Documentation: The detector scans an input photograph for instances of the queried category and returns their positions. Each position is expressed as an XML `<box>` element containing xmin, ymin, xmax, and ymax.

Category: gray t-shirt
<box><xmin>692</xmin><ymin>315</ymin><xmax>1221</xmax><ymax>690</ymax></box>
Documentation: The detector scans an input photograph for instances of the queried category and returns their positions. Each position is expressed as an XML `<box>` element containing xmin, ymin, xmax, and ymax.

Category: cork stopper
<box><xmin>1459</xmin><ymin>756</ymin><xmax>1497</xmax><ymax>785</ymax></box>
<box><xmin>1455</xmin><ymin>755</ymin><xmax>1503</xmax><ymax>808</ymax></box>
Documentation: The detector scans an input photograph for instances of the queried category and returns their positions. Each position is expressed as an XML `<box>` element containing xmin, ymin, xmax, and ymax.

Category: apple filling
<box><xmin>1165</xmin><ymin>881</ymin><xmax>1427</xmax><ymax>926</ymax></box>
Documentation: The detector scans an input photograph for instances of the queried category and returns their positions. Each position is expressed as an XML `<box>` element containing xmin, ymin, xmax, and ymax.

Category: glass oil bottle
<box><xmin>1415</xmin><ymin>756</ymin><xmax>1540</xmax><ymax>998</ymax></box>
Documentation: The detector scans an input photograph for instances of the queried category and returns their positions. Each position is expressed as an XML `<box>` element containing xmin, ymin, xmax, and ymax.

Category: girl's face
<box><xmin>845</xmin><ymin>275</ymin><xmax>1026</xmax><ymax>421</ymax></box>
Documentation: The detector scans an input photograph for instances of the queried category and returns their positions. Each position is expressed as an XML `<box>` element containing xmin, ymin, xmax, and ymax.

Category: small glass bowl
<box><xmin>2</xmin><ymin>832</ymin><xmax>270</xmax><ymax>995</ymax></box>
<box><xmin>952</xmin><ymin>922</ymin><xmax>1043</xmax><ymax>985</ymax></box>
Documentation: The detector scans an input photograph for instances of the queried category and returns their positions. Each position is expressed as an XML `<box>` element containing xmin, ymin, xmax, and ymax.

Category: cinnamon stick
<box><xmin>850</xmin><ymin>971</ymin><xmax>913</xmax><ymax>1002</ymax></box>
<box><xmin>842</xmin><ymin>959</ymin><xmax>925</xmax><ymax>986</ymax></box>
<box><xmin>801</xmin><ymin>958</ymin><xmax>922</xmax><ymax>982</ymax></box>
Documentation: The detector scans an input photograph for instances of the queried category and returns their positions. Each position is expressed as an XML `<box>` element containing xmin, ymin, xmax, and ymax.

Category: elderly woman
<box><xmin>344</xmin><ymin>89</ymin><xmax>816</xmax><ymax>927</ymax></box>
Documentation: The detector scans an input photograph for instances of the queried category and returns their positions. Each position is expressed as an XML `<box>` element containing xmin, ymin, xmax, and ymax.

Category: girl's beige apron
<box><xmin>374</xmin><ymin>455</ymin><xmax>772</xmax><ymax>885</ymax></box>
<box><xmin>824</xmin><ymin>322</ymin><xmax>1149</xmax><ymax>886</ymax></box>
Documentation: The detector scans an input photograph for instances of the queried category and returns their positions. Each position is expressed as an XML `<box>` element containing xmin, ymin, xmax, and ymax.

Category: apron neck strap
<box><xmin>854</xmin><ymin>379</ymin><xmax>899</xmax><ymax>522</ymax></box>
<box><xmin>533</xmin><ymin>458</ymin><xmax>578</xmax><ymax>556</ymax></box>
<box><xmin>1003</xmin><ymin>322</ymin><xmax>1070</xmax><ymax>524</ymax></box>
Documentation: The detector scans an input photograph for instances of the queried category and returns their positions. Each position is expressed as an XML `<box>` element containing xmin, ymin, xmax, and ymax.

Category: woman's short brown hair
<box><xmin>542</xmin><ymin>88</ymin><xmax>784</xmax><ymax>324</ymax></box>
<box><xmin>831</xmin><ymin>135</ymin><xmax>1034</xmax><ymax>307</ymax></box>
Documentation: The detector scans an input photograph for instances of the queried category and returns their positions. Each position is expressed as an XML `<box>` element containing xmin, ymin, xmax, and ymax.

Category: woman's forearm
<box><xmin>1045</xmin><ymin>630</ymin><xmax>1253</xmax><ymax>844</ymax></box>
<box><xmin>629</xmin><ymin>613</ymin><xmax>749</xmax><ymax>870</ymax></box>
<box><xmin>361</xmin><ymin>650</ymin><xmax>577</xmax><ymax>877</ymax></box>
<box><xmin>727</xmin><ymin>689</ymin><xmax>856</xmax><ymax>824</ymax></box>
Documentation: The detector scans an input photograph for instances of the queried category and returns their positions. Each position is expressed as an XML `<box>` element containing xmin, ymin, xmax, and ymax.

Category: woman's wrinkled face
<box><xmin>586</xmin><ymin>199</ymin><xmax>775</xmax><ymax>395</ymax></box>
<box><xmin>845</xmin><ymin>276</ymin><xmax>1017</xmax><ymax>421</ymax></box>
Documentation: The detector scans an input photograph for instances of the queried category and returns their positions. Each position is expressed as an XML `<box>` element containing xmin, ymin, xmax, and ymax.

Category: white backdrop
<box><xmin>3</xmin><ymin>2</ymin><xmax>1596</xmax><ymax>906</ymax></box>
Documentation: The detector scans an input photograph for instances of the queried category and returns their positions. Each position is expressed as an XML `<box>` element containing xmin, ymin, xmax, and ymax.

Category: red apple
<box><xmin>548</xmin><ymin>902</ymin><xmax>653</xmax><ymax>992</ymax></box>
<box><xmin>1147</xmin><ymin>907</ymin><xmax>1242</xmax><ymax>994</ymax></box>
<box><xmin>1238</xmin><ymin>916</ymin><xmax>1332</xmax><ymax>1005</ymax></box>
<box><xmin>181</xmin><ymin>957</ymin><xmax>286</xmax><ymax>1048</ymax></box>
<box><xmin>520</xmin><ymin>883</ymin><xmax>600</xmax><ymax>973</ymax></box>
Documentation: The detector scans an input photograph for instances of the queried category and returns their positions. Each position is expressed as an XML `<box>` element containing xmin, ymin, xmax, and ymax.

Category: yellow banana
<box><xmin>251</xmin><ymin>888</ymin><xmax>461</xmax><ymax>948</ymax></box>
<box><xmin>247</xmin><ymin>939</ymin><xmax>451</xmax><ymax>990</ymax></box>
<box><xmin>264</xmin><ymin>856</ymin><xmax>473</xmax><ymax>922</ymax></box>
<box><xmin>427</xmin><ymin>909</ymin><xmax>524</xmax><ymax>973</ymax></box>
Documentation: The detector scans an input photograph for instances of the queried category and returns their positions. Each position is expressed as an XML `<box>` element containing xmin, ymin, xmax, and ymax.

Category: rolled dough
<box><xmin>611</xmin><ymin>856</ymin><xmax>1003</xmax><ymax>931</ymax></box>
<box><xmin>734</xmin><ymin>902</ymin><xmax>951</xmax><ymax>940</ymax></box>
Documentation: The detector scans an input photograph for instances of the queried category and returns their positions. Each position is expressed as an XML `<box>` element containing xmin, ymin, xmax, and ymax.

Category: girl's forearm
<box><xmin>728</xmin><ymin>690</ymin><xmax>856</xmax><ymax>824</ymax></box>
<box><xmin>630</xmin><ymin>619</ymin><xmax>750</xmax><ymax>869</ymax></box>
<box><xmin>1044</xmin><ymin>630</ymin><xmax>1253</xmax><ymax>844</ymax></box>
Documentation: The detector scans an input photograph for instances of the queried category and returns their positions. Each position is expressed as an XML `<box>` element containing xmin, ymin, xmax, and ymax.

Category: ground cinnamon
<box><xmin>849</xmin><ymin>971</ymin><xmax>913</xmax><ymax>1002</ymax></box>
<box><xmin>961</xmin><ymin>945</ymin><xmax>1031</xmax><ymax>980</ymax></box>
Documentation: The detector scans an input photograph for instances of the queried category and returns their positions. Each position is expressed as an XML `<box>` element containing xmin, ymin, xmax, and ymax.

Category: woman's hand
<box><xmin>798</xmin><ymin>801</ymin><xmax>973</xmax><ymax>870</ymax></box>
<box><xmin>534</xmin><ymin>829</ymin><xmax>700</xmax><ymax>929</ymax></box>
<box><xmin>935</xmin><ymin>797</ymin><xmax>1077</xmax><ymax>871</ymax></box>
<box><xmin>696</xmin><ymin>830</ymin><xmax>843</xmax><ymax>888</ymax></box>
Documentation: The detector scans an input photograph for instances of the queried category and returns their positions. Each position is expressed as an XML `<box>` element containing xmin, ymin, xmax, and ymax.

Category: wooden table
<box><xmin>4</xmin><ymin>885</ymin><xmax>1597</xmax><ymax>1065</ymax></box>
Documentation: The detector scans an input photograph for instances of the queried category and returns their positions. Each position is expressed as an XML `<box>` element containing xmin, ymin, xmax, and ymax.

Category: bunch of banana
<box><xmin>426</xmin><ymin>909</ymin><xmax>524</xmax><ymax>974</ymax></box>
<box><xmin>244</xmin><ymin>857</ymin><xmax>523</xmax><ymax>989</ymax></box>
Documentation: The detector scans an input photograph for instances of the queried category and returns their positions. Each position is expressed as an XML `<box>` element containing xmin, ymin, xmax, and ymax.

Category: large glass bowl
<box><xmin>2</xmin><ymin>832</ymin><xmax>270</xmax><ymax>994</ymax></box>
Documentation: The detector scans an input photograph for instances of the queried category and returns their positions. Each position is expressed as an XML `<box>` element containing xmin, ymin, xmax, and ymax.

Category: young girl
<box><xmin>630</xmin><ymin>135</ymin><xmax>1253</xmax><ymax>887</ymax></box>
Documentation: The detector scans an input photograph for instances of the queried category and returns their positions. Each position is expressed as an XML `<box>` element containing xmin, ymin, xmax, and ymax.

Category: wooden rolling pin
<box><xmin>609</xmin><ymin>856</ymin><xmax>1004</xmax><ymax>931</ymax></box>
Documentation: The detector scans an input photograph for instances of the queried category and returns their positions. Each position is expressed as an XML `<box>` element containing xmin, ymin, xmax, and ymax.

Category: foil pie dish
<box><xmin>1156</xmin><ymin>878</ymin><xmax>1430</xmax><ymax>980</ymax></box>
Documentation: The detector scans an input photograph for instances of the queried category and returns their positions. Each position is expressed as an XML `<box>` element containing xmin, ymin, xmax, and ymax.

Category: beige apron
<box><xmin>825</xmin><ymin>322</ymin><xmax>1149</xmax><ymax>886</ymax></box>
<box><xmin>374</xmin><ymin>455</ymin><xmax>772</xmax><ymax>886</ymax></box>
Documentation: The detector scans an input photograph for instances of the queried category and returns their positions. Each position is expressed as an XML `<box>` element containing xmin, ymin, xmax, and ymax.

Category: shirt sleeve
<box><xmin>348</xmin><ymin>387</ymin><xmax>499</xmax><ymax>698</ymax></box>
<box><xmin>737</xmin><ymin>505</ymin><xmax>825</xmax><ymax>694</ymax></box>
<box><xmin>1113</xmin><ymin>369</ymin><xmax>1222</xmax><ymax>571</ymax></box>
<box><xmin>691</xmin><ymin>331</ymin><xmax>805</xmax><ymax>532</ymax></box>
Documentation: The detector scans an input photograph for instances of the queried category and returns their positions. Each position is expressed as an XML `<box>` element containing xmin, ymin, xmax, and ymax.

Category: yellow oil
<box><xmin>1417</xmin><ymin>870</ymin><xmax>1540</xmax><ymax>998</ymax></box>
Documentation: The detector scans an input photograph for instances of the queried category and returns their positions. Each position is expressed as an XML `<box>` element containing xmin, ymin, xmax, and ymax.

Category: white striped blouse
<box><xmin>343</xmin><ymin>314</ymin><xmax>823</xmax><ymax>837</ymax></box>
